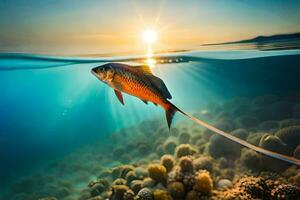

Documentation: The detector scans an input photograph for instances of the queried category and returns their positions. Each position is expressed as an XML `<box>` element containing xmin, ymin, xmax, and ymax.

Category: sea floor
<box><xmin>3</xmin><ymin>93</ymin><xmax>300</xmax><ymax>200</ymax></box>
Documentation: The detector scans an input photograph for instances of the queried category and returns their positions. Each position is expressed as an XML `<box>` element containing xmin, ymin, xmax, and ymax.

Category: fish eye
<box><xmin>99</xmin><ymin>67</ymin><xmax>105</xmax><ymax>72</ymax></box>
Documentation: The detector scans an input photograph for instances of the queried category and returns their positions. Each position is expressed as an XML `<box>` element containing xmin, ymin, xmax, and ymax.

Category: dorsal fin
<box><xmin>149</xmin><ymin>75</ymin><xmax>172</xmax><ymax>99</ymax></box>
<box><xmin>135</xmin><ymin>65</ymin><xmax>172</xmax><ymax>99</ymax></box>
<box><xmin>135</xmin><ymin>65</ymin><xmax>153</xmax><ymax>74</ymax></box>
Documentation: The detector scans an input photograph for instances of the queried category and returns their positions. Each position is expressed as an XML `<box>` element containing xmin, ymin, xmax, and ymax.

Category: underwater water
<box><xmin>1</xmin><ymin>46</ymin><xmax>300</xmax><ymax>199</ymax></box>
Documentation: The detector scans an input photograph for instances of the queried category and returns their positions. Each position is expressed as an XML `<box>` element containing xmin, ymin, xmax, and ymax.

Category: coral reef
<box><xmin>271</xmin><ymin>184</ymin><xmax>300</xmax><ymax>200</ymax></box>
<box><xmin>148</xmin><ymin>164</ymin><xmax>167</xmax><ymax>184</ymax></box>
<box><xmin>275</xmin><ymin>125</ymin><xmax>300</xmax><ymax>149</ymax></box>
<box><xmin>160</xmin><ymin>155</ymin><xmax>175</xmax><ymax>172</ymax></box>
<box><xmin>178</xmin><ymin>156</ymin><xmax>194</xmax><ymax>173</ymax></box>
<box><xmin>153</xmin><ymin>189</ymin><xmax>171</xmax><ymax>200</ymax></box>
<box><xmin>3</xmin><ymin>94</ymin><xmax>300</xmax><ymax>200</ymax></box>
<box><xmin>137</xmin><ymin>188</ymin><xmax>153</xmax><ymax>200</ymax></box>
<box><xmin>259</xmin><ymin>133</ymin><xmax>288</xmax><ymax>154</ymax></box>
<box><xmin>167</xmin><ymin>181</ymin><xmax>185</xmax><ymax>199</ymax></box>
<box><xmin>193</xmin><ymin>156</ymin><xmax>214</xmax><ymax>172</ymax></box>
<box><xmin>193</xmin><ymin>170</ymin><xmax>213</xmax><ymax>195</ymax></box>
<box><xmin>175</xmin><ymin>144</ymin><xmax>197</xmax><ymax>158</ymax></box>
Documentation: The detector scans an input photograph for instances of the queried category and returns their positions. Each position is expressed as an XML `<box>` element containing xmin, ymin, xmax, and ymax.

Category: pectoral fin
<box><xmin>114</xmin><ymin>89</ymin><xmax>124</xmax><ymax>105</ymax></box>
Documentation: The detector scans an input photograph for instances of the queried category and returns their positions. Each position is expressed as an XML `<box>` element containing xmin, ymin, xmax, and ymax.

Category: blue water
<box><xmin>1</xmin><ymin>48</ymin><xmax>300</xmax><ymax>198</ymax></box>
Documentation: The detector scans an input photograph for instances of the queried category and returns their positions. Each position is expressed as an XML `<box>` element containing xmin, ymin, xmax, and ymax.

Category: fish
<box><xmin>91</xmin><ymin>62</ymin><xmax>300</xmax><ymax>166</ymax></box>
<box><xmin>91</xmin><ymin>62</ymin><xmax>181</xmax><ymax>128</ymax></box>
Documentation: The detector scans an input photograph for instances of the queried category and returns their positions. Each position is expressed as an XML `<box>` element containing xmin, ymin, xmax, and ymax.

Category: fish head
<box><xmin>91</xmin><ymin>64</ymin><xmax>115</xmax><ymax>83</ymax></box>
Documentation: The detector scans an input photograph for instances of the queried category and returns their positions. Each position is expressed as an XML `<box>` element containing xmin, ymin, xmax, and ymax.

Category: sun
<box><xmin>142</xmin><ymin>29</ymin><xmax>158</xmax><ymax>45</ymax></box>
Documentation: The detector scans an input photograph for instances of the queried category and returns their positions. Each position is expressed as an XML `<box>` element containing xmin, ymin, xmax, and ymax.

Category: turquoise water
<box><xmin>1</xmin><ymin>48</ymin><xmax>300</xmax><ymax>199</ymax></box>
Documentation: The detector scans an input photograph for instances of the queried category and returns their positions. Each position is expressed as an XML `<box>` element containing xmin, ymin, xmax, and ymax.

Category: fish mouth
<box><xmin>91</xmin><ymin>68</ymin><xmax>97</xmax><ymax>76</ymax></box>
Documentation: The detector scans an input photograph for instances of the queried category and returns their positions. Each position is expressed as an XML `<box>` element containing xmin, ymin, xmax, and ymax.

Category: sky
<box><xmin>0</xmin><ymin>0</ymin><xmax>300</xmax><ymax>55</ymax></box>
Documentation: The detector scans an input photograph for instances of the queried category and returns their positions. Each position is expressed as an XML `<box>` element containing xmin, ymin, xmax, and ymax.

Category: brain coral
<box><xmin>193</xmin><ymin>170</ymin><xmax>213</xmax><ymax>195</ymax></box>
<box><xmin>148</xmin><ymin>164</ymin><xmax>167</xmax><ymax>184</ymax></box>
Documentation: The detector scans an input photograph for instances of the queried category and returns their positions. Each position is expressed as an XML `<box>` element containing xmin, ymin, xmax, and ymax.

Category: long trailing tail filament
<box><xmin>173</xmin><ymin>104</ymin><xmax>300</xmax><ymax>166</ymax></box>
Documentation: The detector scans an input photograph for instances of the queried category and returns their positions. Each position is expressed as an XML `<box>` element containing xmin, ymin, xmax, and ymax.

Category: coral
<box><xmin>271</xmin><ymin>184</ymin><xmax>300</xmax><ymax>200</ymax></box>
<box><xmin>246</xmin><ymin>132</ymin><xmax>265</xmax><ymax>145</ymax></box>
<box><xmin>112</xmin><ymin>178</ymin><xmax>127</xmax><ymax>186</ymax></box>
<box><xmin>193</xmin><ymin>170</ymin><xmax>213</xmax><ymax>195</ymax></box>
<box><xmin>163</xmin><ymin>138</ymin><xmax>177</xmax><ymax>154</ymax></box>
<box><xmin>167</xmin><ymin>181</ymin><xmax>185</xmax><ymax>200</ymax></box>
<box><xmin>142</xmin><ymin>177</ymin><xmax>156</xmax><ymax>188</ymax></box>
<box><xmin>275</xmin><ymin>125</ymin><xmax>300</xmax><ymax>149</ymax></box>
<box><xmin>193</xmin><ymin>156</ymin><xmax>214</xmax><ymax>172</ymax></box>
<box><xmin>182</xmin><ymin>173</ymin><xmax>196</xmax><ymax>190</ymax></box>
<box><xmin>130</xmin><ymin>180</ymin><xmax>143</xmax><ymax>194</ymax></box>
<box><xmin>236</xmin><ymin>176</ymin><xmax>270</xmax><ymax>199</ymax></box>
<box><xmin>259</xmin><ymin>133</ymin><xmax>288</xmax><ymax>154</ymax></box>
<box><xmin>148</xmin><ymin>164</ymin><xmax>167</xmax><ymax>184</ymax></box>
<box><xmin>207</xmin><ymin>134</ymin><xmax>241</xmax><ymax>158</ymax></box>
<box><xmin>215</xmin><ymin>118</ymin><xmax>235</xmax><ymax>132</ymax></box>
<box><xmin>125</xmin><ymin>171</ymin><xmax>137</xmax><ymax>184</ymax></box>
<box><xmin>123</xmin><ymin>189</ymin><xmax>135</xmax><ymax>200</ymax></box>
<box><xmin>112</xmin><ymin>165</ymin><xmax>134</xmax><ymax>179</ymax></box>
<box><xmin>185</xmin><ymin>190</ymin><xmax>200</xmax><ymax>200</ymax></box>
<box><xmin>218</xmin><ymin>157</ymin><xmax>228</xmax><ymax>168</ymax></box>
<box><xmin>160</xmin><ymin>155</ymin><xmax>175</xmax><ymax>172</ymax></box>
<box><xmin>179</xmin><ymin>132</ymin><xmax>191</xmax><ymax>144</ymax></box>
<box><xmin>217</xmin><ymin>179</ymin><xmax>233</xmax><ymax>190</ymax></box>
<box><xmin>293</xmin><ymin>144</ymin><xmax>300</xmax><ymax>159</ymax></box>
<box><xmin>111</xmin><ymin>185</ymin><xmax>133</xmax><ymax>200</ymax></box>
<box><xmin>137</xmin><ymin>188</ymin><xmax>154</xmax><ymax>200</ymax></box>
<box><xmin>231</xmin><ymin>128</ymin><xmax>249</xmax><ymax>140</ymax></box>
<box><xmin>179</xmin><ymin>156</ymin><xmax>194</xmax><ymax>173</ymax></box>
<box><xmin>88</xmin><ymin>179</ymin><xmax>109</xmax><ymax>196</ymax></box>
<box><xmin>135</xmin><ymin>167</ymin><xmax>149</xmax><ymax>179</ymax></box>
<box><xmin>240</xmin><ymin>148</ymin><xmax>262</xmax><ymax>170</ymax></box>
<box><xmin>175</xmin><ymin>144</ymin><xmax>196</xmax><ymax>158</ymax></box>
<box><xmin>153</xmin><ymin>189</ymin><xmax>171</xmax><ymax>200</ymax></box>
<box><xmin>289</xmin><ymin>172</ymin><xmax>300</xmax><ymax>187</ymax></box>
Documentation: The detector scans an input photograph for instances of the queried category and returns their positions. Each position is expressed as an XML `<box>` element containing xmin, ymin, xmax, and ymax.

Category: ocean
<box><xmin>1</xmin><ymin>43</ymin><xmax>300</xmax><ymax>199</ymax></box>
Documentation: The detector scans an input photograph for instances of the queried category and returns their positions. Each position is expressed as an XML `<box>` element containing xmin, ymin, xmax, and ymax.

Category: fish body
<box><xmin>91</xmin><ymin>63</ymin><xmax>178</xmax><ymax>128</ymax></box>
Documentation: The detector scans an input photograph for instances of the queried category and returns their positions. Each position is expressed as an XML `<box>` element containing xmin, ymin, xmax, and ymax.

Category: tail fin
<box><xmin>165</xmin><ymin>101</ymin><xmax>185</xmax><ymax>129</ymax></box>
<box><xmin>165</xmin><ymin>103</ymin><xmax>177</xmax><ymax>129</ymax></box>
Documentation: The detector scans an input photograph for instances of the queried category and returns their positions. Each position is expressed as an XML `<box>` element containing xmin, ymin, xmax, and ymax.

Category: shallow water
<box><xmin>1</xmin><ymin>46</ymin><xmax>300</xmax><ymax>199</ymax></box>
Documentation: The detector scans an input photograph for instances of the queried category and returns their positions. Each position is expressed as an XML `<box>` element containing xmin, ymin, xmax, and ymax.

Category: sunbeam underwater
<box><xmin>1</xmin><ymin>49</ymin><xmax>300</xmax><ymax>199</ymax></box>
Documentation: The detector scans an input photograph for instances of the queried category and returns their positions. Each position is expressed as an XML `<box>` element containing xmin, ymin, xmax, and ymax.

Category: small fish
<box><xmin>91</xmin><ymin>62</ymin><xmax>181</xmax><ymax>128</ymax></box>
